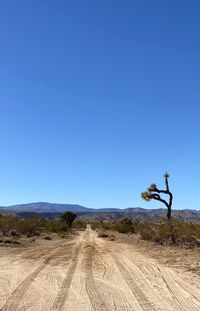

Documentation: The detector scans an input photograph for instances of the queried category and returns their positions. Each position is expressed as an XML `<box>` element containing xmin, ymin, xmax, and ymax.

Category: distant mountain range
<box><xmin>0</xmin><ymin>202</ymin><xmax>125</xmax><ymax>213</ymax></box>
<box><xmin>0</xmin><ymin>202</ymin><xmax>200</xmax><ymax>221</ymax></box>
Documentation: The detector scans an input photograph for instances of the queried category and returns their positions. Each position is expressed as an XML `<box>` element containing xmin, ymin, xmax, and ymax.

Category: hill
<box><xmin>0</xmin><ymin>202</ymin><xmax>200</xmax><ymax>221</ymax></box>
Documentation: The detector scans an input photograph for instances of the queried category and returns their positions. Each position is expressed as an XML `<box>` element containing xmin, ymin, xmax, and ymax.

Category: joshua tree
<box><xmin>141</xmin><ymin>172</ymin><xmax>173</xmax><ymax>220</ymax></box>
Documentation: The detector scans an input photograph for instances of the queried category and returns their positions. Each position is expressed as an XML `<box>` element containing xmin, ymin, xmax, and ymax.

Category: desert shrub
<box><xmin>90</xmin><ymin>219</ymin><xmax>135</xmax><ymax>234</ymax></box>
<box><xmin>4</xmin><ymin>238</ymin><xmax>13</xmax><ymax>244</ymax></box>
<box><xmin>89</xmin><ymin>221</ymin><xmax>107</xmax><ymax>230</ymax></box>
<box><xmin>58</xmin><ymin>233</ymin><xmax>67</xmax><ymax>239</ymax></box>
<box><xmin>0</xmin><ymin>215</ymin><xmax>46</xmax><ymax>236</ymax></box>
<box><xmin>140</xmin><ymin>228</ymin><xmax>155</xmax><ymax>241</ymax></box>
<box><xmin>73</xmin><ymin>220</ymin><xmax>87</xmax><ymax>230</ymax></box>
<box><xmin>133</xmin><ymin>219</ymin><xmax>200</xmax><ymax>247</ymax></box>
<box><xmin>108</xmin><ymin>234</ymin><xmax>115</xmax><ymax>241</ymax></box>
<box><xmin>12</xmin><ymin>239</ymin><xmax>20</xmax><ymax>245</ymax></box>
<box><xmin>98</xmin><ymin>231</ymin><xmax>108</xmax><ymax>238</ymax></box>
<box><xmin>43</xmin><ymin>235</ymin><xmax>52</xmax><ymax>240</ymax></box>
<box><xmin>27</xmin><ymin>232</ymin><xmax>34</xmax><ymax>238</ymax></box>
<box><xmin>92</xmin><ymin>218</ymin><xmax>200</xmax><ymax>247</ymax></box>
<box><xmin>90</xmin><ymin>221</ymin><xmax>102</xmax><ymax>230</ymax></box>
<box><xmin>0</xmin><ymin>214</ymin><xmax>71</xmax><ymax>237</ymax></box>
<box><xmin>111</xmin><ymin>219</ymin><xmax>134</xmax><ymax>234</ymax></box>
<box><xmin>100</xmin><ymin>221</ymin><xmax>111</xmax><ymax>230</ymax></box>
<box><xmin>46</xmin><ymin>220</ymin><xmax>69</xmax><ymax>233</ymax></box>
<box><xmin>8</xmin><ymin>229</ymin><xmax>21</xmax><ymax>237</ymax></box>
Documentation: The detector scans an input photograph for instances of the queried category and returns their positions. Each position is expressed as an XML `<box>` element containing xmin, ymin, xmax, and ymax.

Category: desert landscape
<box><xmin>1</xmin><ymin>1</ymin><xmax>200</xmax><ymax>310</ymax></box>
<box><xmin>0</xmin><ymin>225</ymin><xmax>200</xmax><ymax>311</ymax></box>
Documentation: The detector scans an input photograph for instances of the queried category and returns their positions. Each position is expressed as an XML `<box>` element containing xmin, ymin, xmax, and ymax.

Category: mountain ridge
<box><xmin>0</xmin><ymin>202</ymin><xmax>140</xmax><ymax>213</ymax></box>
<box><xmin>0</xmin><ymin>202</ymin><xmax>200</xmax><ymax>221</ymax></box>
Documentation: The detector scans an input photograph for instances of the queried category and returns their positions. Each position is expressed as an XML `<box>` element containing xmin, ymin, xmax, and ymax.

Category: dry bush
<box><xmin>46</xmin><ymin>220</ymin><xmax>69</xmax><ymax>233</ymax></box>
<box><xmin>58</xmin><ymin>233</ymin><xmax>67</xmax><ymax>239</ymax></box>
<box><xmin>98</xmin><ymin>231</ymin><xmax>108</xmax><ymax>238</ymax></box>
<box><xmin>12</xmin><ymin>239</ymin><xmax>20</xmax><ymax>245</ymax></box>
<box><xmin>27</xmin><ymin>232</ymin><xmax>34</xmax><ymax>238</ymax></box>
<box><xmin>0</xmin><ymin>215</ymin><xmax>46</xmax><ymax>236</ymax></box>
<box><xmin>134</xmin><ymin>219</ymin><xmax>200</xmax><ymax>247</ymax></box>
<box><xmin>91</xmin><ymin>219</ymin><xmax>134</xmax><ymax>235</ymax></box>
<box><xmin>8</xmin><ymin>229</ymin><xmax>21</xmax><ymax>237</ymax></box>
<box><xmin>43</xmin><ymin>235</ymin><xmax>52</xmax><ymax>240</ymax></box>
<box><xmin>108</xmin><ymin>234</ymin><xmax>115</xmax><ymax>241</ymax></box>
<box><xmin>111</xmin><ymin>219</ymin><xmax>134</xmax><ymax>234</ymax></box>
<box><xmin>140</xmin><ymin>228</ymin><xmax>155</xmax><ymax>241</ymax></box>
<box><xmin>90</xmin><ymin>221</ymin><xmax>103</xmax><ymax>230</ymax></box>
<box><xmin>0</xmin><ymin>214</ymin><xmax>71</xmax><ymax>238</ymax></box>
<box><xmin>72</xmin><ymin>220</ymin><xmax>87</xmax><ymax>230</ymax></box>
<box><xmin>4</xmin><ymin>238</ymin><xmax>13</xmax><ymax>244</ymax></box>
<box><xmin>92</xmin><ymin>218</ymin><xmax>200</xmax><ymax>248</ymax></box>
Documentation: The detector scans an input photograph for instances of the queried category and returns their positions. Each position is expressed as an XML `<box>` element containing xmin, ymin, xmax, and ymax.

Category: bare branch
<box><xmin>151</xmin><ymin>193</ymin><xmax>169</xmax><ymax>208</ymax></box>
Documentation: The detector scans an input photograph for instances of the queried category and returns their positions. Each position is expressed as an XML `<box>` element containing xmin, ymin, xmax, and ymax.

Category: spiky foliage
<box><xmin>141</xmin><ymin>191</ymin><xmax>152</xmax><ymax>201</ymax></box>
<box><xmin>147</xmin><ymin>183</ymin><xmax>157</xmax><ymax>192</ymax></box>
<box><xmin>141</xmin><ymin>172</ymin><xmax>173</xmax><ymax>219</ymax></box>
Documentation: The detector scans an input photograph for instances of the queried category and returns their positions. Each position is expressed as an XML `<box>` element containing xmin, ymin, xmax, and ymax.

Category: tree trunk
<box><xmin>167</xmin><ymin>205</ymin><xmax>171</xmax><ymax>220</ymax></box>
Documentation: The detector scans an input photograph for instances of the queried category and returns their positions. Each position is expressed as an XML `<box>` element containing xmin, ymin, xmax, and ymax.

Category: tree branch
<box><xmin>152</xmin><ymin>187</ymin><xmax>168</xmax><ymax>195</ymax></box>
<box><xmin>151</xmin><ymin>193</ymin><xmax>169</xmax><ymax>208</ymax></box>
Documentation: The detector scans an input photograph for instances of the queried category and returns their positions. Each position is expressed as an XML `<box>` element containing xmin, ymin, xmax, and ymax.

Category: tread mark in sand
<box><xmin>158</xmin><ymin>267</ymin><xmax>200</xmax><ymax>311</ymax></box>
<box><xmin>1</xmin><ymin>260</ymin><xmax>48</xmax><ymax>311</ymax></box>
<box><xmin>115</xmin><ymin>258</ymin><xmax>159</xmax><ymax>311</ymax></box>
<box><xmin>0</xmin><ymin>245</ymin><xmax>67</xmax><ymax>311</ymax></box>
<box><xmin>50</xmin><ymin>244</ymin><xmax>81</xmax><ymax>311</ymax></box>
<box><xmin>84</xmin><ymin>245</ymin><xmax>113</xmax><ymax>311</ymax></box>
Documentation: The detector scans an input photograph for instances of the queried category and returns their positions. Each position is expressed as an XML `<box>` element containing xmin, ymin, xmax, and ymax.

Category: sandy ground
<box><xmin>0</xmin><ymin>226</ymin><xmax>200</xmax><ymax>311</ymax></box>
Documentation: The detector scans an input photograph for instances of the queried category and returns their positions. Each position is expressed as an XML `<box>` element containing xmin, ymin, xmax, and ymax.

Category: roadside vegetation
<box><xmin>93</xmin><ymin>218</ymin><xmax>200</xmax><ymax>248</ymax></box>
<box><xmin>0</xmin><ymin>212</ymin><xmax>86</xmax><ymax>245</ymax></box>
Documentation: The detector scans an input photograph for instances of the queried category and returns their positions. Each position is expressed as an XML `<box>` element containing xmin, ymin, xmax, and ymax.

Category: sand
<box><xmin>0</xmin><ymin>226</ymin><xmax>200</xmax><ymax>311</ymax></box>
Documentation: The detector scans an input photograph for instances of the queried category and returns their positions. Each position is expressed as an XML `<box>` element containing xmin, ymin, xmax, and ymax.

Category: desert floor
<box><xmin>0</xmin><ymin>226</ymin><xmax>200</xmax><ymax>311</ymax></box>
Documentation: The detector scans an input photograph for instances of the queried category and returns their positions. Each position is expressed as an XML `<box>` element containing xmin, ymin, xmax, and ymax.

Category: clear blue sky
<box><xmin>0</xmin><ymin>1</ymin><xmax>200</xmax><ymax>210</ymax></box>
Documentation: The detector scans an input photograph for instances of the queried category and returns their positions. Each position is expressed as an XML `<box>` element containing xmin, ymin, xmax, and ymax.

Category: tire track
<box><xmin>96</xmin><ymin>238</ymin><xmax>160</xmax><ymax>311</ymax></box>
<box><xmin>1</xmin><ymin>259</ymin><xmax>49</xmax><ymax>311</ymax></box>
<box><xmin>136</xmin><ymin>262</ymin><xmax>200</xmax><ymax>310</ymax></box>
<box><xmin>84</xmin><ymin>244</ymin><xmax>114</xmax><ymax>311</ymax></box>
<box><xmin>158</xmin><ymin>266</ymin><xmax>200</xmax><ymax>311</ymax></box>
<box><xmin>114</xmin><ymin>257</ymin><xmax>160</xmax><ymax>311</ymax></box>
<box><xmin>0</xmin><ymin>245</ymin><xmax>69</xmax><ymax>311</ymax></box>
<box><xmin>94</xmin><ymin>255</ymin><xmax>139</xmax><ymax>311</ymax></box>
<box><xmin>50</xmin><ymin>243</ymin><xmax>82</xmax><ymax>311</ymax></box>
<box><xmin>173</xmin><ymin>273</ymin><xmax>200</xmax><ymax>304</ymax></box>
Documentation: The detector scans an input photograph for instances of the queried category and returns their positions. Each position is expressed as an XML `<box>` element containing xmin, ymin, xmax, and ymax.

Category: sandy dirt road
<box><xmin>0</xmin><ymin>226</ymin><xmax>200</xmax><ymax>311</ymax></box>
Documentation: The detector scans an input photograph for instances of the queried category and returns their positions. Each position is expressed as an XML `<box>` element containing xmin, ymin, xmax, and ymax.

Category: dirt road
<box><xmin>0</xmin><ymin>226</ymin><xmax>200</xmax><ymax>311</ymax></box>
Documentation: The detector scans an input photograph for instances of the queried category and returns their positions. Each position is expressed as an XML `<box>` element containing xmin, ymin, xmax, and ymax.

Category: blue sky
<box><xmin>0</xmin><ymin>1</ymin><xmax>200</xmax><ymax>209</ymax></box>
